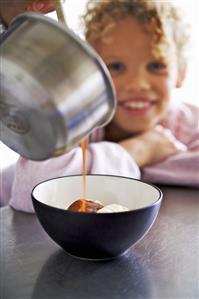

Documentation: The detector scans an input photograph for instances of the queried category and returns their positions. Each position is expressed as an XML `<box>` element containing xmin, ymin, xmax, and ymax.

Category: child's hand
<box><xmin>119</xmin><ymin>125</ymin><xmax>187</xmax><ymax>167</ymax></box>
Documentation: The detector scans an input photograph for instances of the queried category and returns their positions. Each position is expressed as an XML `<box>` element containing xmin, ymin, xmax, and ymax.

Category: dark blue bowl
<box><xmin>32</xmin><ymin>175</ymin><xmax>162</xmax><ymax>260</ymax></box>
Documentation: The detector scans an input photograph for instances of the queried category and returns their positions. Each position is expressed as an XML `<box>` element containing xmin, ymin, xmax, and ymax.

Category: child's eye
<box><xmin>147</xmin><ymin>61</ymin><xmax>167</xmax><ymax>73</ymax></box>
<box><xmin>106</xmin><ymin>62</ymin><xmax>126</xmax><ymax>74</ymax></box>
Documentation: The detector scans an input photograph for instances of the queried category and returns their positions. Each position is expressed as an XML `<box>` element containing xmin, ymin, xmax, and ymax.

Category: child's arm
<box><xmin>142</xmin><ymin>150</ymin><xmax>199</xmax><ymax>187</ymax></box>
<box><xmin>9</xmin><ymin>142</ymin><xmax>140</xmax><ymax>213</ymax></box>
<box><xmin>119</xmin><ymin>125</ymin><xmax>187</xmax><ymax>167</ymax></box>
<box><xmin>141</xmin><ymin>103</ymin><xmax>199</xmax><ymax>187</ymax></box>
<box><xmin>119</xmin><ymin>103</ymin><xmax>199</xmax><ymax>187</ymax></box>
<box><xmin>119</xmin><ymin>126</ymin><xmax>199</xmax><ymax>187</ymax></box>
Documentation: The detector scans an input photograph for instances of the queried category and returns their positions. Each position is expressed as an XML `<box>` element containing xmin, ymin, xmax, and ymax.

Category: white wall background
<box><xmin>0</xmin><ymin>0</ymin><xmax>198</xmax><ymax>169</ymax></box>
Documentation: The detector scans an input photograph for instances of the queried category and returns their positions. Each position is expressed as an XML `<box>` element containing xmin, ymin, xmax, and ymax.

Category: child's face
<box><xmin>93</xmin><ymin>17</ymin><xmax>180</xmax><ymax>134</ymax></box>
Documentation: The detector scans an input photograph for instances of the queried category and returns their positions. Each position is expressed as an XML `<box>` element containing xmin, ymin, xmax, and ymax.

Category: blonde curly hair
<box><xmin>83</xmin><ymin>0</ymin><xmax>189</xmax><ymax>63</ymax></box>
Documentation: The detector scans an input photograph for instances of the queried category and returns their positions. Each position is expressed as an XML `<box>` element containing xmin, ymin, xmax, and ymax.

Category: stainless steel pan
<box><xmin>0</xmin><ymin>13</ymin><xmax>116</xmax><ymax>160</ymax></box>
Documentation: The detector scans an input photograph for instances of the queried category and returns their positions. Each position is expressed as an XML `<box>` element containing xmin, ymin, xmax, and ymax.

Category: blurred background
<box><xmin>0</xmin><ymin>0</ymin><xmax>198</xmax><ymax>169</ymax></box>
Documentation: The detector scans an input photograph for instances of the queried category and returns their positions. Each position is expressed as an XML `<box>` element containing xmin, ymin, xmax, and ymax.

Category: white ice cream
<box><xmin>97</xmin><ymin>203</ymin><xmax>129</xmax><ymax>213</ymax></box>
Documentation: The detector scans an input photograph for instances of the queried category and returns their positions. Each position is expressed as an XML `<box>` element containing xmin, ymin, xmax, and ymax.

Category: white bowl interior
<box><xmin>32</xmin><ymin>175</ymin><xmax>161</xmax><ymax>211</ymax></box>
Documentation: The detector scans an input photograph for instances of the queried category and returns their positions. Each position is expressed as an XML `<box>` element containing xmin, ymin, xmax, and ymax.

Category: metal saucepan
<box><xmin>0</xmin><ymin>13</ymin><xmax>116</xmax><ymax>160</ymax></box>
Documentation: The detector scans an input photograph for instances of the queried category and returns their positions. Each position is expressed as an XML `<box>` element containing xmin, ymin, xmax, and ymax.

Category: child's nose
<box><xmin>125</xmin><ymin>72</ymin><xmax>150</xmax><ymax>92</ymax></box>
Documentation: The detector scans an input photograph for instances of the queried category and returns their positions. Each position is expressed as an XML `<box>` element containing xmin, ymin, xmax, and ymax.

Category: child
<box><xmin>83</xmin><ymin>0</ymin><xmax>199</xmax><ymax>185</ymax></box>
<box><xmin>1</xmin><ymin>0</ymin><xmax>198</xmax><ymax>213</ymax></box>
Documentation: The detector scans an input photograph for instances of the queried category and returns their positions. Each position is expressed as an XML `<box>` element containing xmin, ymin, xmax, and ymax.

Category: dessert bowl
<box><xmin>32</xmin><ymin>175</ymin><xmax>162</xmax><ymax>260</ymax></box>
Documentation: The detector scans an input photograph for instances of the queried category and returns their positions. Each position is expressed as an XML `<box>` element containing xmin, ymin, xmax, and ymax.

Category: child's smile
<box><xmin>118</xmin><ymin>95</ymin><xmax>157</xmax><ymax>117</ymax></box>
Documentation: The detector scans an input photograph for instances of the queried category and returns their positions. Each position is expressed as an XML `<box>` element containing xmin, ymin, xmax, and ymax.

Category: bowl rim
<box><xmin>31</xmin><ymin>174</ymin><xmax>163</xmax><ymax>215</ymax></box>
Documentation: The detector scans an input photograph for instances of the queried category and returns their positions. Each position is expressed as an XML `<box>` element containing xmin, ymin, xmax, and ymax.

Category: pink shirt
<box><xmin>1</xmin><ymin>102</ymin><xmax>199</xmax><ymax>213</ymax></box>
<box><xmin>142</xmin><ymin>103</ymin><xmax>199</xmax><ymax>186</ymax></box>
